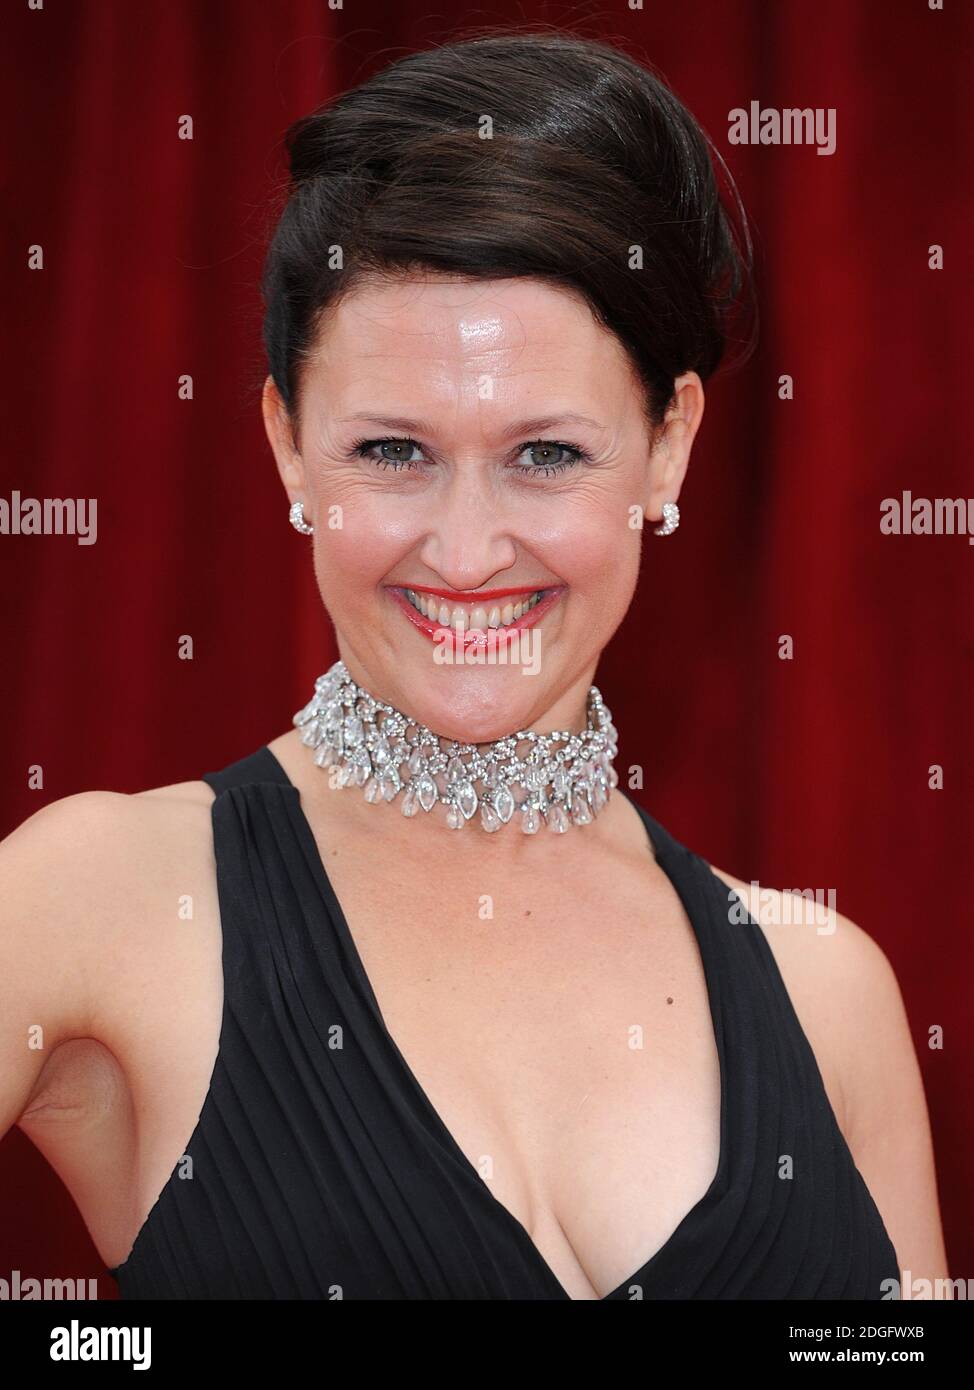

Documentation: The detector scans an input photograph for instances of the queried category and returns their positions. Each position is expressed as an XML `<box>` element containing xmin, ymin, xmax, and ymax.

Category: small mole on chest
<box><xmin>666</xmin><ymin>996</ymin><xmax>673</xmax><ymax>1004</ymax></box>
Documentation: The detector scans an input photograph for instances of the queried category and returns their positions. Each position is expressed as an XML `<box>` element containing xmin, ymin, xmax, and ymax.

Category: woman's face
<box><xmin>265</xmin><ymin>275</ymin><xmax>700</xmax><ymax>743</ymax></box>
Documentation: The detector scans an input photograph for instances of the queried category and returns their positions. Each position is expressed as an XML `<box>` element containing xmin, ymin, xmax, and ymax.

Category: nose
<box><xmin>417</xmin><ymin>469</ymin><xmax>519</xmax><ymax>591</ymax></box>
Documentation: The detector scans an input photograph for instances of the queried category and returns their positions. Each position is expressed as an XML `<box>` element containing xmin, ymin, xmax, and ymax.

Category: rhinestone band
<box><xmin>293</xmin><ymin>660</ymin><xmax>619</xmax><ymax>833</ymax></box>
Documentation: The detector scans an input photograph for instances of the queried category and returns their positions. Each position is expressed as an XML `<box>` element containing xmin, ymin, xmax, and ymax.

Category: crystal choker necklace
<box><xmin>293</xmin><ymin>660</ymin><xmax>619</xmax><ymax>834</ymax></box>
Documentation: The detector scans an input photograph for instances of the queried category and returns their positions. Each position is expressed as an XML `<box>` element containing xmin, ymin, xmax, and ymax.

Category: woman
<box><xmin>1</xmin><ymin>30</ymin><xmax>948</xmax><ymax>1300</ymax></box>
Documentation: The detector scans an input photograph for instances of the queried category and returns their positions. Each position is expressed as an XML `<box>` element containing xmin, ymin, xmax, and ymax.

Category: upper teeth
<box><xmin>403</xmin><ymin>590</ymin><xmax>545</xmax><ymax>629</ymax></box>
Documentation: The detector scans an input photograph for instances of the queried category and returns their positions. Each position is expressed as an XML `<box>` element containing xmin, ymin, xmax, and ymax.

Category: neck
<box><xmin>293</xmin><ymin>660</ymin><xmax>619</xmax><ymax>842</ymax></box>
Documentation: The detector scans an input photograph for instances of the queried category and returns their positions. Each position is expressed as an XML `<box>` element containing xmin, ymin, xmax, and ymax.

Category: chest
<box><xmin>316</xmin><ymin>832</ymin><xmax>724</xmax><ymax>1299</ymax></box>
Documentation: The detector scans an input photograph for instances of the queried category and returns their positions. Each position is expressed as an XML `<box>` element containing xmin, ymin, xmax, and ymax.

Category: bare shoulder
<box><xmin>705</xmin><ymin>863</ymin><xmax>902</xmax><ymax>1119</ymax></box>
<box><xmin>707</xmin><ymin>864</ymin><xmax>898</xmax><ymax>1034</ymax></box>
<box><xmin>131</xmin><ymin>779</ymin><xmax>216</xmax><ymax>807</ymax></box>
<box><xmin>3</xmin><ymin>777</ymin><xmax>215</xmax><ymax>905</ymax></box>
<box><xmin>0</xmin><ymin>779</ymin><xmax>216</xmax><ymax>1150</ymax></box>
<box><xmin>706</xmin><ymin>862</ymin><xmax>950</xmax><ymax>1291</ymax></box>
<box><xmin>5</xmin><ymin>774</ymin><xmax>213</xmax><ymax>840</ymax></box>
<box><xmin>0</xmin><ymin>778</ymin><xmax>218</xmax><ymax>1062</ymax></box>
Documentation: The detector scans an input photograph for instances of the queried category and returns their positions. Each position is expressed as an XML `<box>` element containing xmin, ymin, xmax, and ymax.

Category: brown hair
<box><xmin>260</xmin><ymin>28</ymin><xmax>756</xmax><ymax>437</ymax></box>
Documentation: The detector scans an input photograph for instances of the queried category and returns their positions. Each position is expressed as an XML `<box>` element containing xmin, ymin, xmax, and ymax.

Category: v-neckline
<box><xmin>261</xmin><ymin>745</ymin><xmax>727</xmax><ymax>1302</ymax></box>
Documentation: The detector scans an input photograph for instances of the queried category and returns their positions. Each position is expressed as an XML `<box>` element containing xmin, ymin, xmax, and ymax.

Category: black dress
<box><xmin>107</xmin><ymin>745</ymin><xmax>900</xmax><ymax>1299</ymax></box>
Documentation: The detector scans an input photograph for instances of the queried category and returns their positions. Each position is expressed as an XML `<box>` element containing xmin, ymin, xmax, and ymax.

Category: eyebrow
<box><xmin>335</xmin><ymin>412</ymin><xmax>607</xmax><ymax>438</ymax></box>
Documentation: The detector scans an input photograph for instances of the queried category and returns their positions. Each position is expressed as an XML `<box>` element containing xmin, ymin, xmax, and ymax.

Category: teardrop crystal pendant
<box><xmin>300</xmin><ymin>721</ymin><xmax>323</xmax><ymax>749</ymax></box>
<box><xmin>378</xmin><ymin>768</ymin><xmax>400</xmax><ymax>802</ymax></box>
<box><xmin>416</xmin><ymin>775</ymin><xmax>437</xmax><ymax>812</ymax></box>
<box><xmin>344</xmin><ymin>716</ymin><xmax>364</xmax><ymax>746</ymax></box>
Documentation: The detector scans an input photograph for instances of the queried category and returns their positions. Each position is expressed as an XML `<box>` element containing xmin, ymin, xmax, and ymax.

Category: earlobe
<box><xmin>641</xmin><ymin>430</ymin><xmax>686</xmax><ymax>531</ymax></box>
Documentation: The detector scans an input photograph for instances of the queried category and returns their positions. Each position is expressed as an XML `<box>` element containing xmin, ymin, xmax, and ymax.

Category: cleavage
<box><xmin>325</xmin><ymin>853</ymin><xmax>722</xmax><ymax>1300</ymax></box>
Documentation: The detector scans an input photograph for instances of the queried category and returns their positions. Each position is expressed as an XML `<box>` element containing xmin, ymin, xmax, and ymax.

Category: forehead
<box><xmin>304</xmin><ymin>275</ymin><xmax>638</xmax><ymax>417</ymax></box>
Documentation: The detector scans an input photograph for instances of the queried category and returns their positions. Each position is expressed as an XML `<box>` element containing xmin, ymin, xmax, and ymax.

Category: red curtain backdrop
<box><xmin>2</xmin><ymin>0</ymin><xmax>971</xmax><ymax>1290</ymax></box>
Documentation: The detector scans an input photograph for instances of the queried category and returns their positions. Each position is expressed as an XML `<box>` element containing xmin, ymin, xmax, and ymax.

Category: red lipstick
<box><xmin>385</xmin><ymin>584</ymin><xmax>565</xmax><ymax>651</ymax></box>
<box><xmin>401</xmin><ymin>583</ymin><xmax>550</xmax><ymax>601</ymax></box>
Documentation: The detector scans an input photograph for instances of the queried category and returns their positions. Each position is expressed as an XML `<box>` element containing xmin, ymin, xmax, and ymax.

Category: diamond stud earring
<box><xmin>289</xmin><ymin>500</ymin><xmax>314</xmax><ymax>535</ymax></box>
<box><xmin>653</xmin><ymin>501</ymin><xmax>680</xmax><ymax>536</ymax></box>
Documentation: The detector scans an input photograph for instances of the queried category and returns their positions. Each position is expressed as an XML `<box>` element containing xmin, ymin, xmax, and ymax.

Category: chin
<box><xmin>423</xmin><ymin>669</ymin><xmax>551</xmax><ymax>742</ymax></box>
<box><xmin>386</xmin><ymin>663</ymin><xmax>555</xmax><ymax>744</ymax></box>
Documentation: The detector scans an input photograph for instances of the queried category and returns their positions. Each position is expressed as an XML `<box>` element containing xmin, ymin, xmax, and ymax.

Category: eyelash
<box><xmin>346</xmin><ymin>435</ymin><xmax>594</xmax><ymax>477</ymax></box>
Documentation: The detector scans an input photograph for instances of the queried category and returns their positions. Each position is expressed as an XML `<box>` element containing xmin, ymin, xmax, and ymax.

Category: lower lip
<box><xmin>385</xmin><ymin>586</ymin><xmax>565</xmax><ymax>650</ymax></box>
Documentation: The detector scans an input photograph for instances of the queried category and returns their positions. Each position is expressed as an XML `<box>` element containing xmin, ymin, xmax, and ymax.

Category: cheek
<box><xmin>311</xmin><ymin>476</ymin><xmax>424</xmax><ymax>564</ymax></box>
<box><xmin>532</xmin><ymin>493</ymin><xmax>642</xmax><ymax>606</ymax></box>
<box><xmin>310</xmin><ymin>517</ymin><xmax>400</xmax><ymax>604</ymax></box>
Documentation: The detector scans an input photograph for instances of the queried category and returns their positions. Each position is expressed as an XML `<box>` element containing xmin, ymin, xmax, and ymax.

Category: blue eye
<box><xmin>513</xmin><ymin>441</ymin><xmax>590</xmax><ymax>476</ymax></box>
<box><xmin>350</xmin><ymin>436</ymin><xmax>424</xmax><ymax>470</ymax></box>
<box><xmin>346</xmin><ymin>435</ymin><xmax>593</xmax><ymax>475</ymax></box>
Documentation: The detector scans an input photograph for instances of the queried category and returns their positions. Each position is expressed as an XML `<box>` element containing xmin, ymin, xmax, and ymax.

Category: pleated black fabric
<box><xmin>108</xmin><ymin>744</ymin><xmax>900</xmax><ymax>1299</ymax></box>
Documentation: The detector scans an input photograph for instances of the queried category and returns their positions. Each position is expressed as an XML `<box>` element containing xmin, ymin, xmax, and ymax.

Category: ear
<box><xmin>642</xmin><ymin>372</ymin><xmax>705</xmax><ymax>523</ymax></box>
<box><xmin>261</xmin><ymin>375</ymin><xmax>306</xmax><ymax>499</ymax></box>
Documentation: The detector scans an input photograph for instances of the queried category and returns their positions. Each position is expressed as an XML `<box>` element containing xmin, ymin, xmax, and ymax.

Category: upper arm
<box><xmin>708</xmin><ymin>864</ymin><xmax>951</xmax><ymax>1297</ymax></box>
<box><xmin>0</xmin><ymin>792</ymin><xmax>131</xmax><ymax>1135</ymax></box>
<box><xmin>831</xmin><ymin>930</ymin><xmax>952</xmax><ymax>1296</ymax></box>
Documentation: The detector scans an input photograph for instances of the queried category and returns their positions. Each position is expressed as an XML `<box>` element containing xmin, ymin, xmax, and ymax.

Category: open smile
<box><xmin>385</xmin><ymin>584</ymin><xmax>565</xmax><ymax>648</ymax></box>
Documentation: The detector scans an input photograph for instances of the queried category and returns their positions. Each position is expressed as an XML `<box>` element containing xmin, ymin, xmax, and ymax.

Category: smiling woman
<box><xmin>2</xmin><ymin>26</ymin><xmax>949</xmax><ymax>1303</ymax></box>
<box><xmin>265</xmin><ymin>271</ymin><xmax>705</xmax><ymax>744</ymax></box>
<box><xmin>254</xmin><ymin>22</ymin><xmax>758</xmax><ymax>747</ymax></box>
